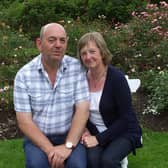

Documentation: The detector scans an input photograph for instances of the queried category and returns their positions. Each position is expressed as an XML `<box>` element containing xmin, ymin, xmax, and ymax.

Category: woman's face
<box><xmin>80</xmin><ymin>41</ymin><xmax>103</xmax><ymax>69</ymax></box>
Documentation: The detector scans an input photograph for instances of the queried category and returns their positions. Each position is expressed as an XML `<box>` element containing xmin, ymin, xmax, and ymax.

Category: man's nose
<box><xmin>54</xmin><ymin>40</ymin><xmax>62</xmax><ymax>47</ymax></box>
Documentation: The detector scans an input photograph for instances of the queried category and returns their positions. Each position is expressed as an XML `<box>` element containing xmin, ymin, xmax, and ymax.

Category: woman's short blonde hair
<box><xmin>77</xmin><ymin>32</ymin><xmax>112</xmax><ymax>66</ymax></box>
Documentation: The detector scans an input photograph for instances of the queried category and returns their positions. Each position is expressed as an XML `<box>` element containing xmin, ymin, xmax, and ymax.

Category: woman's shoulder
<box><xmin>108</xmin><ymin>65</ymin><xmax>125</xmax><ymax>80</ymax></box>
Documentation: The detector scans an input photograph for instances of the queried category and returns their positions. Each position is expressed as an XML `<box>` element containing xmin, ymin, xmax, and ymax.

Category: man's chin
<box><xmin>51</xmin><ymin>55</ymin><xmax>63</xmax><ymax>61</ymax></box>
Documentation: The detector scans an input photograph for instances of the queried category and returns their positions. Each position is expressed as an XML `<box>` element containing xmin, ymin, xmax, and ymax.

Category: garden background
<box><xmin>0</xmin><ymin>0</ymin><xmax>168</xmax><ymax>167</ymax></box>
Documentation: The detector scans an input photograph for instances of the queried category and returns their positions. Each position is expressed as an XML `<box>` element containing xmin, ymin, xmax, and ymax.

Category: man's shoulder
<box><xmin>63</xmin><ymin>55</ymin><xmax>86</xmax><ymax>74</ymax></box>
<box><xmin>64</xmin><ymin>55</ymin><xmax>79</xmax><ymax>63</ymax></box>
<box><xmin>19</xmin><ymin>55</ymin><xmax>39</xmax><ymax>70</ymax></box>
<box><xmin>15</xmin><ymin>55</ymin><xmax>40</xmax><ymax>78</ymax></box>
<box><xmin>63</xmin><ymin>55</ymin><xmax>83</xmax><ymax>69</ymax></box>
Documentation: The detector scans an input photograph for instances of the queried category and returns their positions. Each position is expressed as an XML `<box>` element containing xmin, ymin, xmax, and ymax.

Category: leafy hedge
<box><xmin>141</xmin><ymin>70</ymin><xmax>168</xmax><ymax>115</ymax></box>
<box><xmin>0</xmin><ymin>0</ymin><xmax>146</xmax><ymax>39</ymax></box>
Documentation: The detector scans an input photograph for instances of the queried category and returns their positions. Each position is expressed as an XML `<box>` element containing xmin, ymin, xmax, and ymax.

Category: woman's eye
<box><xmin>81</xmin><ymin>53</ymin><xmax>86</xmax><ymax>57</ymax></box>
<box><xmin>90</xmin><ymin>50</ymin><xmax>95</xmax><ymax>54</ymax></box>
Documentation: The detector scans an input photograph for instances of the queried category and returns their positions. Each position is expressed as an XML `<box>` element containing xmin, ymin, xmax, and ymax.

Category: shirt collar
<box><xmin>36</xmin><ymin>54</ymin><xmax>43</xmax><ymax>71</ymax></box>
<box><xmin>37</xmin><ymin>54</ymin><xmax>68</xmax><ymax>73</ymax></box>
<box><xmin>60</xmin><ymin>55</ymin><xmax>68</xmax><ymax>73</ymax></box>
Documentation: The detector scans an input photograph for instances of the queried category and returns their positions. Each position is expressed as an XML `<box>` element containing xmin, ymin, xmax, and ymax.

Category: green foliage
<box><xmin>0</xmin><ymin>0</ymin><xmax>146</xmax><ymax>39</ymax></box>
<box><xmin>65</xmin><ymin>22</ymin><xmax>87</xmax><ymax>56</ymax></box>
<box><xmin>2</xmin><ymin>0</ymin><xmax>80</xmax><ymax>39</ymax></box>
<box><xmin>65</xmin><ymin>20</ymin><xmax>111</xmax><ymax>56</ymax></box>
<box><xmin>104</xmin><ymin>0</ymin><xmax>146</xmax><ymax>22</ymax></box>
<box><xmin>0</xmin><ymin>22</ymin><xmax>37</xmax><ymax>66</ymax></box>
<box><xmin>0</xmin><ymin>22</ymin><xmax>37</xmax><ymax>112</ymax></box>
<box><xmin>0</xmin><ymin>65</ymin><xmax>18</xmax><ymax>84</ymax></box>
<box><xmin>75</xmin><ymin>0</ymin><xmax>146</xmax><ymax>23</ymax></box>
<box><xmin>151</xmin><ymin>0</ymin><xmax>168</xmax><ymax>4</ymax></box>
<box><xmin>141</xmin><ymin>70</ymin><xmax>168</xmax><ymax>115</ymax></box>
<box><xmin>0</xmin><ymin>0</ymin><xmax>24</xmax><ymax>31</ymax></box>
<box><xmin>0</xmin><ymin>88</ymin><xmax>13</xmax><ymax>112</ymax></box>
<box><xmin>103</xmin><ymin>1</ymin><xmax>168</xmax><ymax>75</ymax></box>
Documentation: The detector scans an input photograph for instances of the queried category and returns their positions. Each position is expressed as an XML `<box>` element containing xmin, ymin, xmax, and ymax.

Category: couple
<box><xmin>14</xmin><ymin>23</ymin><xmax>142</xmax><ymax>168</ymax></box>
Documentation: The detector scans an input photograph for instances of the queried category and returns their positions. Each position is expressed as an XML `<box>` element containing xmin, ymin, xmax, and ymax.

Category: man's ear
<box><xmin>36</xmin><ymin>37</ymin><xmax>42</xmax><ymax>51</ymax></box>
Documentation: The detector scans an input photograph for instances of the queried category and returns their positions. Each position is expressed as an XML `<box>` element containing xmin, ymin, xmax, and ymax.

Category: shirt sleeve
<box><xmin>13</xmin><ymin>71</ymin><xmax>31</xmax><ymax>113</ymax></box>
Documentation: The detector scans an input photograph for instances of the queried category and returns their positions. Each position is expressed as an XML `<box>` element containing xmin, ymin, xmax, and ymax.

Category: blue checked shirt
<box><xmin>14</xmin><ymin>54</ymin><xmax>89</xmax><ymax>135</ymax></box>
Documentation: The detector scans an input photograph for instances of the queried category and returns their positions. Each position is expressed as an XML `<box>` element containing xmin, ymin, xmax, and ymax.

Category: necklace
<box><xmin>88</xmin><ymin>68</ymin><xmax>107</xmax><ymax>90</ymax></box>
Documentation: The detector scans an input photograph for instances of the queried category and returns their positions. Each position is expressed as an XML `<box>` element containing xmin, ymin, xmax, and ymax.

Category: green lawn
<box><xmin>128</xmin><ymin>129</ymin><xmax>168</xmax><ymax>168</ymax></box>
<box><xmin>0</xmin><ymin>139</ymin><xmax>24</xmax><ymax>168</ymax></box>
<box><xmin>0</xmin><ymin>129</ymin><xmax>168</xmax><ymax>168</ymax></box>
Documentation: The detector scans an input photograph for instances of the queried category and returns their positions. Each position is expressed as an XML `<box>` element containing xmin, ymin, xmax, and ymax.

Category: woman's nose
<box><xmin>85</xmin><ymin>53</ymin><xmax>91</xmax><ymax>59</ymax></box>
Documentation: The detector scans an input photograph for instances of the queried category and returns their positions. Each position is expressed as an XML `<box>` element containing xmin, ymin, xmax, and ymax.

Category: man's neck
<box><xmin>42</xmin><ymin>56</ymin><xmax>60</xmax><ymax>73</ymax></box>
<box><xmin>42</xmin><ymin>57</ymin><xmax>61</xmax><ymax>87</ymax></box>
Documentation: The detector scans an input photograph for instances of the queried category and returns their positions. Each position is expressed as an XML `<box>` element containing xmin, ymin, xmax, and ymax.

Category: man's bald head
<box><xmin>40</xmin><ymin>23</ymin><xmax>66</xmax><ymax>39</ymax></box>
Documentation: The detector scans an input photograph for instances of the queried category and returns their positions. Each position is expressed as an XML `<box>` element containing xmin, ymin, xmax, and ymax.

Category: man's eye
<box><xmin>60</xmin><ymin>39</ymin><xmax>66</xmax><ymax>43</ymax></box>
<box><xmin>48</xmin><ymin>39</ymin><xmax>54</xmax><ymax>43</ymax></box>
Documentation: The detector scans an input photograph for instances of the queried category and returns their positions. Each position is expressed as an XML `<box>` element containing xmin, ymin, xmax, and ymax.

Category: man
<box><xmin>14</xmin><ymin>23</ymin><xmax>90</xmax><ymax>168</ymax></box>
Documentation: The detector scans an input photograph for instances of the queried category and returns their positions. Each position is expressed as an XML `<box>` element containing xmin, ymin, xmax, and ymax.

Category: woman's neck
<box><xmin>88</xmin><ymin>65</ymin><xmax>107</xmax><ymax>91</ymax></box>
<box><xmin>89</xmin><ymin>65</ymin><xmax>107</xmax><ymax>80</ymax></box>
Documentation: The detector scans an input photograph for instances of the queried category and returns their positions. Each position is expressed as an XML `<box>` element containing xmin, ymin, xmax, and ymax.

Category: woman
<box><xmin>77</xmin><ymin>32</ymin><xmax>142</xmax><ymax>168</ymax></box>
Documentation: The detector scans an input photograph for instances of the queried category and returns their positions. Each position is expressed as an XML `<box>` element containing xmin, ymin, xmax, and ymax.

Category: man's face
<box><xmin>37</xmin><ymin>24</ymin><xmax>68</xmax><ymax>62</ymax></box>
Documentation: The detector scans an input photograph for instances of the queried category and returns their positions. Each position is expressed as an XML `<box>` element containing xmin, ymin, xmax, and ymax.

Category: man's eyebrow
<box><xmin>48</xmin><ymin>36</ymin><xmax>67</xmax><ymax>39</ymax></box>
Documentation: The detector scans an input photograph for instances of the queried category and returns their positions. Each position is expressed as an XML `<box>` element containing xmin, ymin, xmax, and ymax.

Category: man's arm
<box><xmin>65</xmin><ymin>100</ymin><xmax>90</xmax><ymax>147</ymax></box>
<box><xmin>47</xmin><ymin>100</ymin><xmax>90</xmax><ymax>168</ymax></box>
<box><xmin>16</xmin><ymin>112</ymin><xmax>54</xmax><ymax>155</ymax></box>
